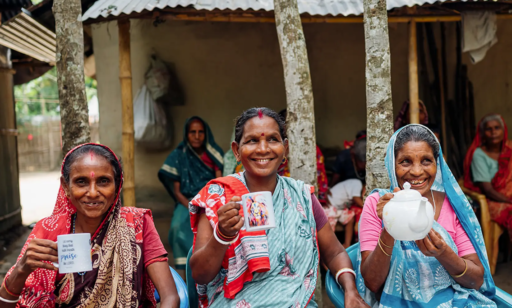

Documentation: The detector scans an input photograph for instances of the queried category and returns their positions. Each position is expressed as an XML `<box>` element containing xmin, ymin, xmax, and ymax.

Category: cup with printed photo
<box><xmin>239</xmin><ymin>191</ymin><xmax>276</xmax><ymax>232</ymax></box>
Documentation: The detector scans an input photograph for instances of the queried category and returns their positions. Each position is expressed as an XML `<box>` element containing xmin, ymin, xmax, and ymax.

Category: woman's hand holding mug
<box><xmin>217</xmin><ymin>196</ymin><xmax>244</xmax><ymax>237</ymax></box>
<box><xmin>17</xmin><ymin>239</ymin><xmax>58</xmax><ymax>276</ymax></box>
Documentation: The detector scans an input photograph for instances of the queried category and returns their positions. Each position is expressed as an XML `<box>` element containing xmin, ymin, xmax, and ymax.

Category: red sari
<box><xmin>3</xmin><ymin>144</ymin><xmax>159</xmax><ymax>307</ymax></box>
<box><xmin>278</xmin><ymin>145</ymin><xmax>328</xmax><ymax>205</ymax></box>
<box><xmin>464</xmin><ymin>115</ymin><xmax>512</xmax><ymax>239</ymax></box>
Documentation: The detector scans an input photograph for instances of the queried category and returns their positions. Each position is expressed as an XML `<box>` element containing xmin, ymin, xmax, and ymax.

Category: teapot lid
<box><xmin>392</xmin><ymin>182</ymin><xmax>422</xmax><ymax>201</ymax></box>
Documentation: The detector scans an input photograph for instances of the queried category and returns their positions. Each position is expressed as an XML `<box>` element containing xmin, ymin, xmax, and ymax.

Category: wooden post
<box><xmin>408</xmin><ymin>20</ymin><xmax>420</xmax><ymax>124</ymax></box>
<box><xmin>437</xmin><ymin>38</ymin><xmax>448</xmax><ymax>155</ymax></box>
<box><xmin>118</xmin><ymin>19</ymin><xmax>136</xmax><ymax>207</ymax></box>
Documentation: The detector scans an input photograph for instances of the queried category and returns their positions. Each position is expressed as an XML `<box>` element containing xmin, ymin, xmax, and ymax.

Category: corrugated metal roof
<box><xmin>82</xmin><ymin>0</ymin><xmax>461</xmax><ymax>20</ymax></box>
<box><xmin>0</xmin><ymin>12</ymin><xmax>56</xmax><ymax>63</ymax></box>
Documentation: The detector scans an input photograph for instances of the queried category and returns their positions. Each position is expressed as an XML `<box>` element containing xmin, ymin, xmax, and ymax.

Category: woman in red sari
<box><xmin>464</xmin><ymin>114</ymin><xmax>512</xmax><ymax>241</ymax></box>
<box><xmin>0</xmin><ymin>144</ymin><xmax>179</xmax><ymax>307</ymax></box>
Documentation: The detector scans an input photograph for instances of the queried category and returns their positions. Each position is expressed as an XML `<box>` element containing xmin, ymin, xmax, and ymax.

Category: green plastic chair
<box><xmin>186</xmin><ymin>248</ymin><xmax>199</xmax><ymax>308</ymax></box>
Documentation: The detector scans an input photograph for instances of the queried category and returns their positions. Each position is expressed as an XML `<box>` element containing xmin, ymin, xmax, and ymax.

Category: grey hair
<box><xmin>479</xmin><ymin>114</ymin><xmax>504</xmax><ymax>135</ymax></box>
<box><xmin>394</xmin><ymin>125</ymin><xmax>440</xmax><ymax>159</ymax></box>
<box><xmin>352</xmin><ymin>138</ymin><xmax>367</xmax><ymax>162</ymax></box>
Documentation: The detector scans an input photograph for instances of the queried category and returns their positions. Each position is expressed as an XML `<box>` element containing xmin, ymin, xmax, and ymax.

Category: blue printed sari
<box><xmin>158</xmin><ymin>116</ymin><xmax>223</xmax><ymax>268</ymax></box>
<box><xmin>354</xmin><ymin>124</ymin><xmax>496</xmax><ymax>307</ymax></box>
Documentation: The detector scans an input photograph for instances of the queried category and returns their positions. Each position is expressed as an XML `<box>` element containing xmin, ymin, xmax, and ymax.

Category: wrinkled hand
<box><xmin>415</xmin><ymin>229</ymin><xmax>448</xmax><ymax>258</ymax></box>
<box><xmin>345</xmin><ymin>291</ymin><xmax>370</xmax><ymax>308</ymax></box>
<box><xmin>217</xmin><ymin>196</ymin><xmax>244</xmax><ymax>237</ymax></box>
<box><xmin>376</xmin><ymin>187</ymin><xmax>400</xmax><ymax>220</ymax></box>
<box><xmin>17</xmin><ymin>239</ymin><xmax>58</xmax><ymax>276</ymax></box>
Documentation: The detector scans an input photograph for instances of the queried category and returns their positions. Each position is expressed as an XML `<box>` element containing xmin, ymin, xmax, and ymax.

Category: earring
<box><xmin>282</xmin><ymin>157</ymin><xmax>287</xmax><ymax>164</ymax></box>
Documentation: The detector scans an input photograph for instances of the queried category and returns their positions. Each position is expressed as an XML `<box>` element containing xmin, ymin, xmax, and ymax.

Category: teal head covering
<box><xmin>354</xmin><ymin>124</ymin><xmax>496</xmax><ymax>307</ymax></box>
<box><xmin>158</xmin><ymin>116</ymin><xmax>224</xmax><ymax>201</ymax></box>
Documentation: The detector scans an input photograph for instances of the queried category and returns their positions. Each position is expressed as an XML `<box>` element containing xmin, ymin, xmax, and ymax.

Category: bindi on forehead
<box><xmin>90</xmin><ymin>171</ymin><xmax>95</xmax><ymax>178</ymax></box>
<box><xmin>261</xmin><ymin>133</ymin><xmax>265</xmax><ymax>136</ymax></box>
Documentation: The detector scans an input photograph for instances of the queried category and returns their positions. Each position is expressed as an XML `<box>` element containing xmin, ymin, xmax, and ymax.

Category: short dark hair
<box><xmin>234</xmin><ymin>108</ymin><xmax>287</xmax><ymax>144</ymax></box>
<box><xmin>394</xmin><ymin>125</ymin><xmax>440</xmax><ymax>159</ymax></box>
<box><xmin>62</xmin><ymin>144</ymin><xmax>122</xmax><ymax>192</ymax></box>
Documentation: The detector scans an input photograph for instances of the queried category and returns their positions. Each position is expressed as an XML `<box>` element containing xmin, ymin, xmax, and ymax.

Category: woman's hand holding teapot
<box><xmin>415</xmin><ymin>229</ymin><xmax>448</xmax><ymax>258</ymax></box>
<box><xmin>376</xmin><ymin>187</ymin><xmax>401</xmax><ymax>220</ymax></box>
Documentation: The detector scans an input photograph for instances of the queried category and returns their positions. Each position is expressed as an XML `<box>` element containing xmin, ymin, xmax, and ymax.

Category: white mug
<box><xmin>56</xmin><ymin>233</ymin><xmax>93</xmax><ymax>274</ymax></box>
<box><xmin>239</xmin><ymin>191</ymin><xmax>276</xmax><ymax>232</ymax></box>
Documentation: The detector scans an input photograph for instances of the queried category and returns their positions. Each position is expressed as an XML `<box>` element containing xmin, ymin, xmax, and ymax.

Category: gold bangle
<box><xmin>451</xmin><ymin>258</ymin><xmax>468</xmax><ymax>278</ymax></box>
<box><xmin>379</xmin><ymin>237</ymin><xmax>393</xmax><ymax>249</ymax></box>
<box><xmin>378</xmin><ymin>239</ymin><xmax>391</xmax><ymax>257</ymax></box>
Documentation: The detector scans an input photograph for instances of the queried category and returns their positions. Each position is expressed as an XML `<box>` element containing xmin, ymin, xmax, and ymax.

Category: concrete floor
<box><xmin>5</xmin><ymin>171</ymin><xmax>512</xmax><ymax>307</ymax></box>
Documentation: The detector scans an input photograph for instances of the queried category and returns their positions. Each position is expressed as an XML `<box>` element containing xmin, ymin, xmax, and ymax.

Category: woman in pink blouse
<box><xmin>355</xmin><ymin>125</ymin><xmax>496</xmax><ymax>307</ymax></box>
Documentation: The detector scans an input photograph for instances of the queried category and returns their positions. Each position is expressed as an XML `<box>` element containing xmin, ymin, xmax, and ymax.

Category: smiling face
<box><xmin>232</xmin><ymin>115</ymin><xmax>287</xmax><ymax>179</ymax></box>
<box><xmin>395</xmin><ymin>141</ymin><xmax>437</xmax><ymax>197</ymax></box>
<box><xmin>483</xmin><ymin>119</ymin><xmax>504</xmax><ymax>147</ymax></box>
<box><xmin>187</xmin><ymin>119</ymin><xmax>206</xmax><ymax>150</ymax></box>
<box><xmin>61</xmin><ymin>153</ymin><xmax>117</xmax><ymax>221</ymax></box>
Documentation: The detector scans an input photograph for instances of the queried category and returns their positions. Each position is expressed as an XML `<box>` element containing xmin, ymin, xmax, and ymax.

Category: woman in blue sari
<box><xmin>158</xmin><ymin>116</ymin><xmax>224</xmax><ymax>269</ymax></box>
<box><xmin>356</xmin><ymin>124</ymin><xmax>496</xmax><ymax>307</ymax></box>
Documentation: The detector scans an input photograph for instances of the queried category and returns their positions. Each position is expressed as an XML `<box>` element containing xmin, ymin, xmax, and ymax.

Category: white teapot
<box><xmin>382</xmin><ymin>182</ymin><xmax>435</xmax><ymax>241</ymax></box>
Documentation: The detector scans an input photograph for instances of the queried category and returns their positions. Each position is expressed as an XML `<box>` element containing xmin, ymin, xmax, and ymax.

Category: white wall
<box><xmin>91</xmin><ymin>19</ymin><xmax>512</xmax><ymax>202</ymax></box>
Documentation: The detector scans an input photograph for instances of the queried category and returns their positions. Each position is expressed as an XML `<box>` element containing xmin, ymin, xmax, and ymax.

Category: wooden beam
<box><xmin>118</xmin><ymin>19</ymin><xmax>136</xmax><ymax>207</ymax></box>
<box><xmin>160</xmin><ymin>13</ymin><xmax>512</xmax><ymax>23</ymax></box>
<box><xmin>409</xmin><ymin>20</ymin><xmax>420</xmax><ymax>124</ymax></box>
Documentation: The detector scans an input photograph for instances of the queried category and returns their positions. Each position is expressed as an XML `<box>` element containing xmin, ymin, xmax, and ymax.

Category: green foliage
<box><xmin>14</xmin><ymin>67</ymin><xmax>97</xmax><ymax>121</ymax></box>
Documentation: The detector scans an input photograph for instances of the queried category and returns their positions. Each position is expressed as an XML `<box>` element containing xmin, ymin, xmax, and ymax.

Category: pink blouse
<box><xmin>359</xmin><ymin>192</ymin><xmax>476</xmax><ymax>257</ymax></box>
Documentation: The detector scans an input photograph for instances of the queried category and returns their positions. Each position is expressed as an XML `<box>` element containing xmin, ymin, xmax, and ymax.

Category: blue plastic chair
<box><xmin>326</xmin><ymin>243</ymin><xmax>512</xmax><ymax>308</ymax></box>
<box><xmin>154</xmin><ymin>266</ymin><xmax>189</xmax><ymax>308</ymax></box>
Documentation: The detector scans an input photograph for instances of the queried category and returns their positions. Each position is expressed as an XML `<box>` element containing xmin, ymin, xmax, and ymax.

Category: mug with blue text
<box><xmin>56</xmin><ymin>233</ymin><xmax>92</xmax><ymax>274</ymax></box>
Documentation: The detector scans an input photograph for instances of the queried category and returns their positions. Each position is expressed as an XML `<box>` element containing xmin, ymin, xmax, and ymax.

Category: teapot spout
<box><xmin>409</xmin><ymin>198</ymin><xmax>429</xmax><ymax>233</ymax></box>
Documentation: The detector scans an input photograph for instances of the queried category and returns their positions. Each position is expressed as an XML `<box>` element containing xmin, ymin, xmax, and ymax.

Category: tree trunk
<box><xmin>363</xmin><ymin>0</ymin><xmax>394</xmax><ymax>193</ymax></box>
<box><xmin>274</xmin><ymin>0</ymin><xmax>321</xmax><ymax>305</ymax></box>
<box><xmin>53</xmin><ymin>0</ymin><xmax>90</xmax><ymax>154</ymax></box>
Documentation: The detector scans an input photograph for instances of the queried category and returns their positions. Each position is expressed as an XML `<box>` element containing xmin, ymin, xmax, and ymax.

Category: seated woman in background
<box><xmin>357</xmin><ymin>125</ymin><xmax>495</xmax><ymax>307</ymax></box>
<box><xmin>464</xmin><ymin>114</ymin><xmax>512</xmax><ymax>241</ymax></box>
<box><xmin>394</xmin><ymin>99</ymin><xmax>429</xmax><ymax>131</ymax></box>
<box><xmin>325</xmin><ymin>179</ymin><xmax>365</xmax><ymax>248</ymax></box>
<box><xmin>158</xmin><ymin>116</ymin><xmax>223</xmax><ymax>270</ymax></box>
<box><xmin>330</xmin><ymin>134</ymin><xmax>366</xmax><ymax>187</ymax></box>
<box><xmin>189</xmin><ymin>108</ymin><xmax>368</xmax><ymax>307</ymax></box>
<box><xmin>0</xmin><ymin>144</ymin><xmax>179</xmax><ymax>307</ymax></box>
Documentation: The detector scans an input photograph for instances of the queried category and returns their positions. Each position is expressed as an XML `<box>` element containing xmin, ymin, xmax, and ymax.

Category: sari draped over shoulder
<box><xmin>189</xmin><ymin>173</ymin><xmax>319</xmax><ymax>308</ymax></box>
<box><xmin>354</xmin><ymin>125</ymin><xmax>496</xmax><ymax>308</ymax></box>
<box><xmin>158</xmin><ymin>116</ymin><xmax>223</xmax><ymax>269</ymax></box>
<box><xmin>3</xmin><ymin>143</ymin><xmax>158</xmax><ymax>308</ymax></box>
<box><xmin>463</xmin><ymin>114</ymin><xmax>512</xmax><ymax>239</ymax></box>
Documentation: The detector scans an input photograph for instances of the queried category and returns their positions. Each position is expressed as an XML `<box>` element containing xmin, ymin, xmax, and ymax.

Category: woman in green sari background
<box><xmin>159</xmin><ymin>116</ymin><xmax>224</xmax><ymax>270</ymax></box>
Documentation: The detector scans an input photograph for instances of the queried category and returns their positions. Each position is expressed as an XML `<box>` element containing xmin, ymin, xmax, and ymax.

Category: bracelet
<box><xmin>451</xmin><ymin>258</ymin><xmax>468</xmax><ymax>278</ymax></box>
<box><xmin>378</xmin><ymin>239</ymin><xmax>391</xmax><ymax>257</ymax></box>
<box><xmin>0</xmin><ymin>295</ymin><xmax>20</xmax><ymax>304</ymax></box>
<box><xmin>379</xmin><ymin>237</ymin><xmax>393</xmax><ymax>249</ymax></box>
<box><xmin>213</xmin><ymin>224</ymin><xmax>239</xmax><ymax>245</ymax></box>
<box><xmin>335</xmin><ymin>268</ymin><xmax>356</xmax><ymax>288</ymax></box>
<box><xmin>2</xmin><ymin>280</ymin><xmax>20</xmax><ymax>298</ymax></box>
<box><xmin>217</xmin><ymin>225</ymin><xmax>237</xmax><ymax>240</ymax></box>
